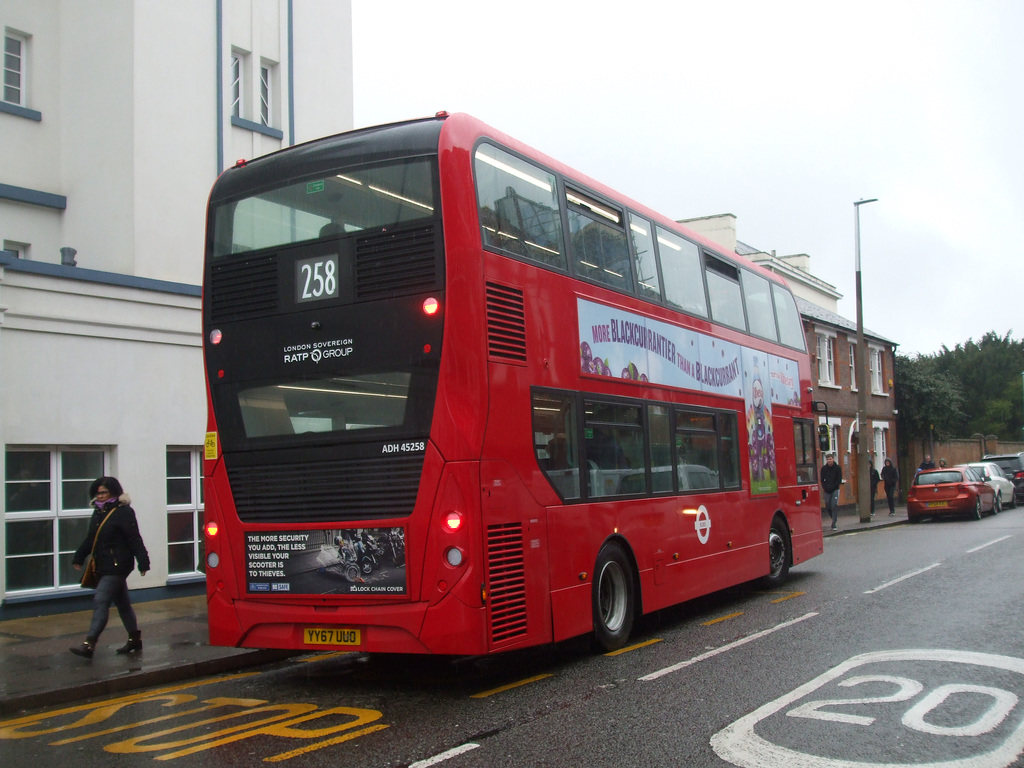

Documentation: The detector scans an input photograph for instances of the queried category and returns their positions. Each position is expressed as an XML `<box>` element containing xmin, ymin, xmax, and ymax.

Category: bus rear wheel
<box><xmin>592</xmin><ymin>542</ymin><xmax>635</xmax><ymax>652</ymax></box>
<box><xmin>762</xmin><ymin>516</ymin><xmax>791</xmax><ymax>588</ymax></box>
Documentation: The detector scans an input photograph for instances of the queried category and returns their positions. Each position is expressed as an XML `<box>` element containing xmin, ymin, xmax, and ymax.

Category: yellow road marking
<box><xmin>264</xmin><ymin>724</ymin><xmax>390</xmax><ymax>761</ymax></box>
<box><xmin>295</xmin><ymin>651</ymin><xmax>354</xmax><ymax>663</ymax></box>
<box><xmin>703</xmin><ymin>612</ymin><xmax>743</xmax><ymax>626</ymax></box>
<box><xmin>470</xmin><ymin>673</ymin><xmax>553</xmax><ymax>699</ymax></box>
<box><xmin>770</xmin><ymin>591</ymin><xmax>805</xmax><ymax>603</ymax></box>
<box><xmin>0</xmin><ymin>674</ymin><xmax>259</xmax><ymax>736</ymax></box>
<box><xmin>604</xmin><ymin>638</ymin><xmax>663</xmax><ymax>657</ymax></box>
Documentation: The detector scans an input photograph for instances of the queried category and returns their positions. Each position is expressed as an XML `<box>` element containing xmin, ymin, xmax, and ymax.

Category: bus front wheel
<box><xmin>592</xmin><ymin>542</ymin><xmax>635</xmax><ymax>652</ymax></box>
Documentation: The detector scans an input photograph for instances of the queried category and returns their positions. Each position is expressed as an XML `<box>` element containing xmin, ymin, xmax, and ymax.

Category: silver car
<box><xmin>966</xmin><ymin>462</ymin><xmax>1017</xmax><ymax>510</ymax></box>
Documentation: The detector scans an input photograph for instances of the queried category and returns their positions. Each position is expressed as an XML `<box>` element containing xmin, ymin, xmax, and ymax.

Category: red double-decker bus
<box><xmin>202</xmin><ymin>112</ymin><xmax>823</xmax><ymax>654</ymax></box>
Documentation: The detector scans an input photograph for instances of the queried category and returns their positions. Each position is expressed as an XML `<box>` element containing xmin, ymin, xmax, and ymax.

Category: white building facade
<box><xmin>0</xmin><ymin>0</ymin><xmax>353</xmax><ymax>605</ymax></box>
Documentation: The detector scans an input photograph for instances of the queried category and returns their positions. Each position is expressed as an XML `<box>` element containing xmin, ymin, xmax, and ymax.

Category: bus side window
<box><xmin>532</xmin><ymin>390</ymin><xmax>580</xmax><ymax>500</ymax></box>
<box><xmin>629</xmin><ymin>214</ymin><xmax>661</xmax><ymax>303</ymax></box>
<box><xmin>718</xmin><ymin>411</ymin><xmax>741</xmax><ymax>489</ymax></box>
<box><xmin>705</xmin><ymin>254</ymin><xmax>746</xmax><ymax>331</ymax></box>
<box><xmin>475</xmin><ymin>144</ymin><xmax>566</xmax><ymax>270</ymax></box>
<box><xmin>566</xmin><ymin>188</ymin><xmax>631</xmax><ymax>294</ymax></box>
<box><xmin>793</xmin><ymin>419</ymin><xmax>817</xmax><ymax>484</ymax></box>
<box><xmin>773</xmin><ymin>283</ymin><xmax>807</xmax><ymax>351</ymax></box>
<box><xmin>740</xmin><ymin>268</ymin><xmax>779</xmax><ymax>343</ymax></box>
<box><xmin>648</xmin><ymin>404</ymin><xmax>673</xmax><ymax>493</ymax></box>
<box><xmin>676</xmin><ymin>410</ymin><xmax>719</xmax><ymax>492</ymax></box>
<box><xmin>584</xmin><ymin>400</ymin><xmax>644</xmax><ymax>497</ymax></box>
<box><xmin>656</xmin><ymin>227</ymin><xmax>708</xmax><ymax>318</ymax></box>
<box><xmin>674</xmin><ymin>408</ymin><xmax>741</xmax><ymax>492</ymax></box>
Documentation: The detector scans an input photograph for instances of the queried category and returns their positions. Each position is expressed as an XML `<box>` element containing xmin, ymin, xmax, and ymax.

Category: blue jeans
<box><xmin>824</xmin><ymin>489</ymin><xmax>841</xmax><ymax>527</ymax></box>
<box><xmin>87</xmin><ymin>574</ymin><xmax>139</xmax><ymax>641</ymax></box>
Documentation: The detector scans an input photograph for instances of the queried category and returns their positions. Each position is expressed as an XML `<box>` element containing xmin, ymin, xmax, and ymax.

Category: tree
<box><xmin>894</xmin><ymin>354</ymin><xmax>967</xmax><ymax>441</ymax></box>
<box><xmin>896</xmin><ymin>332</ymin><xmax>1024</xmax><ymax>442</ymax></box>
<box><xmin>933</xmin><ymin>331</ymin><xmax>1024</xmax><ymax>440</ymax></box>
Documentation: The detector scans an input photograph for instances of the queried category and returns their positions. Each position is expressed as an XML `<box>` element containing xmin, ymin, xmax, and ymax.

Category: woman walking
<box><xmin>70</xmin><ymin>476</ymin><xmax>150</xmax><ymax>658</ymax></box>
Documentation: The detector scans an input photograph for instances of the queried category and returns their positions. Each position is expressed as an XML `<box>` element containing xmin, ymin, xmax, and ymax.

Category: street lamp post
<box><xmin>855</xmin><ymin>198</ymin><xmax>878</xmax><ymax>523</ymax></box>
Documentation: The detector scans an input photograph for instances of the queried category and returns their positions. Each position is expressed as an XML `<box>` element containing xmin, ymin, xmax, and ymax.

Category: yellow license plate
<box><xmin>304</xmin><ymin>627</ymin><xmax>361</xmax><ymax>646</ymax></box>
<box><xmin>926</xmin><ymin>501</ymin><xmax>949</xmax><ymax>508</ymax></box>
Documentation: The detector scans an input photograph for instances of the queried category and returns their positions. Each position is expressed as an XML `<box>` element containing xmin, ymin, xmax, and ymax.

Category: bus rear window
<box><xmin>212</xmin><ymin>157</ymin><xmax>437</xmax><ymax>258</ymax></box>
<box><xmin>236</xmin><ymin>371</ymin><xmax>426</xmax><ymax>439</ymax></box>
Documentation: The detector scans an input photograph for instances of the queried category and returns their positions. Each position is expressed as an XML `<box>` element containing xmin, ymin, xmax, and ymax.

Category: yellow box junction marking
<box><xmin>0</xmin><ymin>676</ymin><xmax>388</xmax><ymax>762</ymax></box>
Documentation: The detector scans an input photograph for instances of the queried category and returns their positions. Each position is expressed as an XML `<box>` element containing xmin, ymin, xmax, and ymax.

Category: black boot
<box><xmin>70</xmin><ymin>639</ymin><xmax>96</xmax><ymax>659</ymax></box>
<box><xmin>116</xmin><ymin>631</ymin><xmax>142</xmax><ymax>655</ymax></box>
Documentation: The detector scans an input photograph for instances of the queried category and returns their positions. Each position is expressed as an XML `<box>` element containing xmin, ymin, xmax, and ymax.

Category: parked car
<box><xmin>906</xmin><ymin>467</ymin><xmax>997</xmax><ymax>523</ymax></box>
<box><xmin>965</xmin><ymin>462</ymin><xmax>1017</xmax><ymax>510</ymax></box>
<box><xmin>982</xmin><ymin>453</ymin><xmax>1024</xmax><ymax>504</ymax></box>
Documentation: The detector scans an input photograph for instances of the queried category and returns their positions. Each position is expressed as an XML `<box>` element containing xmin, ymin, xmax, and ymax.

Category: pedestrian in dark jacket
<box><xmin>821</xmin><ymin>453</ymin><xmax>843</xmax><ymax>531</ymax></box>
<box><xmin>881</xmin><ymin>458</ymin><xmax>900</xmax><ymax>516</ymax></box>
<box><xmin>869</xmin><ymin>461</ymin><xmax>881</xmax><ymax>517</ymax></box>
<box><xmin>70</xmin><ymin>476</ymin><xmax>150</xmax><ymax>658</ymax></box>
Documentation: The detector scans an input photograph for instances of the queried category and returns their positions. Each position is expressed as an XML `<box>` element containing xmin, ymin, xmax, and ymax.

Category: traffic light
<box><xmin>818</xmin><ymin>424</ymin><xmax>831</xmax><ymax>452</ymax></box>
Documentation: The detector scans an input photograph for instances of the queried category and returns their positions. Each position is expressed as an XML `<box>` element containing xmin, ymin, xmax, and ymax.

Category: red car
<box><xmin>907</xmin><ymin>467</ymin><xmax>997</xmax><ymax>523</ymax></box>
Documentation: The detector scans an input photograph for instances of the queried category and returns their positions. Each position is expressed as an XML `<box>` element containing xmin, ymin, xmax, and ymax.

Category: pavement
<box><xmin>0</xmin><ymin>503</ymin><xmax>907</xmax><ymax>717</ymax></box>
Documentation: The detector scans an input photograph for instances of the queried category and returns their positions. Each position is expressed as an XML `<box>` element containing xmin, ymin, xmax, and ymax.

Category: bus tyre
<box><xmin>762</xmin><ymin>517</ymin><xmax>791</xmax><ymax>588</ymax></box>
<box><xmin>592</xmin><ymin>542</ymin><xmax>635</xmax><ymax>652</ymax></box>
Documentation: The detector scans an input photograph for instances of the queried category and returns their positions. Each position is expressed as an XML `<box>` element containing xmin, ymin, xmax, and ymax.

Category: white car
<box><xmin>966</xmin><ymin>462</ymin><xmax>1017</xmax><ymax>510</ymax></box>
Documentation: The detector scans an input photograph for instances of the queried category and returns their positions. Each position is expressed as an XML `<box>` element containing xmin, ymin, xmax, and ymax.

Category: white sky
<box><xmin>351</xmin><ymin>0</ymin><xmax>1023</xmax><ymax>357</ymax></box>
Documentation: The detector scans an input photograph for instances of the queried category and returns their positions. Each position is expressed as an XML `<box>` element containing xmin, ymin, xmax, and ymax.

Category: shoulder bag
<box><xmin>80</xmin><ymin>508</ymin><xmax>115</xmax><ymax>589</ymax></box>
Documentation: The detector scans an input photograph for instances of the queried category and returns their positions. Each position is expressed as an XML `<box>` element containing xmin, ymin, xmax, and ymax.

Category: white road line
<box><xmin>409</xmin><ymin>743</ymin><xmax>481</xmax><ymax>768</ymax></box>
<box><xmin>863</xmin><ymin>563</ymin><xmax>941</xmax><ymax>594</ymax></box>
<box><xmin>967</xmin><ymin>535</ymin><xmax>1013</xmax><ymax>553</ymax></box>
<box><xmin>639</xmin><ymin>612</ymin><xmax>818</xmax><ymax>682</ymax></box>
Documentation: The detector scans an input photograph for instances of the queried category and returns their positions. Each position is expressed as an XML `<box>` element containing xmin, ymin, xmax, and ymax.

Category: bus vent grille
<box><xmin>486</xmin><ymin>523</ymin><xmax>527</xmax><ymax>644</ymax></box>
<box><xmin>355</xmin><ymin>225</ymin><xmax>438</xmax><ymax>299</ymax></box>
<box><xmin>209</xmin><ymin>255</ymin><xmax>278</xmax><ymax>322</ymax></box>
<box><xmin>485</xmin><ymin>282</ymin><xmax>527</xmax><ymax>364</ymax></box>
<box><xmin>227</xmin><ymin>454</ymin><xmax>423</xmax><ymax>523</ymax></box>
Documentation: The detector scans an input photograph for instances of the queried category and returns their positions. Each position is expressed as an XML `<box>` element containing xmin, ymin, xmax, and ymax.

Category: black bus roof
<box><xmin>210</xmin><ymin>115</ymin><xmax>447</xmax><ymax>204</ymax></box>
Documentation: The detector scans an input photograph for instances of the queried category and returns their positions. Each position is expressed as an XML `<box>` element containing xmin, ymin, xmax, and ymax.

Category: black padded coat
<box><xmin>72</xmin><ymin>495</ymin><xmax>150</xmax><ymax>576</ymax></box>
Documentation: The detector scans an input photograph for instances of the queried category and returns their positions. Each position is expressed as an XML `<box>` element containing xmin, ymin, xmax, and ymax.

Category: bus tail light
<box><xmin>209</xmin><ymin>329</ymin><xmax>223</xmax><ymax>345</ymax></box>
<box><xmin>422</xmin><ymin>297</ymin><xmax>440</xmax><ymax>316</ymax></box>
<box><xmin>443</xmin><ymin>511</ymin><xmax>463</xmax><ymax>532</ymax></box>
<box><xmin>205</xmin><ymin>521</ymin><xmax>219</xmax><ymax>568</ymax></box>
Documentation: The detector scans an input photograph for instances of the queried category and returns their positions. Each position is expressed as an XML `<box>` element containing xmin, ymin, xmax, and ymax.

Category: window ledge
<box><xmin>816</xmin><ymin>382</ymin><xmax>841</xmax><ymax>390</ymax></box>
<box><xmin>166</xmin><ymin>573</ymin><xmax>206</xmax><ymax>586</ymax></box>
<box><xmin>230</xmin><ymin>115</ymin><xmax>284</xmax><ymax>140</ymax></box>
<box><xmin>0</xmin><ymin>101</ymin><xmax>42</xmax><ymax>121</ymax></box>
<box><xmin>0</xmin><ymin>182</ymin><xmax>66</xmax><ymax>209</ymax></box>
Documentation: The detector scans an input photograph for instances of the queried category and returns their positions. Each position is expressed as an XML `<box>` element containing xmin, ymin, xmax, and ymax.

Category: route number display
<box><xmin>296</xmin><ymin>255</ymin><xmax>339</xmax><ymax>303</ymax></box>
